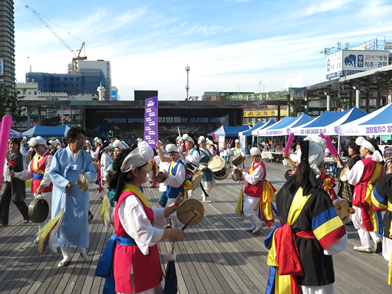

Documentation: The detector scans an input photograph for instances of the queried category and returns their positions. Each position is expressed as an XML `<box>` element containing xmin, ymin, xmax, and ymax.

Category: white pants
<box><xmin>201</xmin><ymin>179</ymin><xmax>216</xmax><ymax>201</ymax></box>
<box><xmin>60</xmin><ymin>247</ymin><xmax>87</xmax><ymax>261</ymax></box>
<box><xmin>166</xmin><ymin>198</ymin><xmax>183</xmax><ymax>229</ymax></box>
<box><xmin>243</xmin><ymin>193</ymin><xmax>263</xmax><ymax>230</ymax></box>
<box><xmin>383</xmin><ymin>237</ymin><xmax>392</xmax><ymax>263</ymax></box>
<box><xmin>35</xmin><ymin>191</ymin><xmax>52</xmax><ymax>231</ymax></box>
<box><xmin>352</xmin><ymin>206</ymin><xmax>381</xmax><ymax>248</ymax></box>
<box><xmin>188</xmin><ymin>189</ymin><xmax>194</xmax><ymax>199</ymax></box>
<box><xmin>301</xmin><ymin>283</ymin><xmax>334</xmax><ymax>294</ymax></box>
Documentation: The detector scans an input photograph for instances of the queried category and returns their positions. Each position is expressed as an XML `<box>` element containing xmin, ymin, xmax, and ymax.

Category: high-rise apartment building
<box><xmin>78</xmin><ymin>60</ymin><xmax>111</xmax><ymax>101</ymax></box>
<box><xmin>0</xmin><ymin>0</ymin><xmax>15</xmax><ymax>87</ymax></box>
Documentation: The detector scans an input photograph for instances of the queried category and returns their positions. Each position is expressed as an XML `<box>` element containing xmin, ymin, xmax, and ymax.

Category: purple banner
<box><xmin>144</xmin><ymin>96</ymin><xmax>158</xmax><ymax>149</ymax></box>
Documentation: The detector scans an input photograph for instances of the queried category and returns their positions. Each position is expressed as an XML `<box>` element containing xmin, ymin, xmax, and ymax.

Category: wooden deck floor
<box><xmin>0</xmin><ymin>159</ymin><xmax>390</xmax><ymax>293</ymax></box>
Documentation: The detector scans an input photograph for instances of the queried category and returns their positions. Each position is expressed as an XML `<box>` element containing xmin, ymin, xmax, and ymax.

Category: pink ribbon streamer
<box><xmin>320</xmin><ymin>133</ymin><xmax>338</xmax><ymax>157</ymax></box>
<box><xmin>284</xmin><ymin>133</ymin><xmax>294</xmax><ymax>154</ymax></box>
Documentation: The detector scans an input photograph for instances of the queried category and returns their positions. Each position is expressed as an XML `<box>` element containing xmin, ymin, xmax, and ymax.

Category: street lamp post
<box><xmin>185</xmin><ymin>64</ymin><xmax>190</xmax><ymax>100</ymax></box>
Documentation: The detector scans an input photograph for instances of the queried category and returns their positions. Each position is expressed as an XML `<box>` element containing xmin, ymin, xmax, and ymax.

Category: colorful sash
<box><xmin>265</xmin><ymin>187</ymin><xmax>310</xmax><ymax>294</ymax></box>
<box><xmin>362</xmin><ymin>162</ymin><xmax>382</xmax><ymax>232</ymax></box>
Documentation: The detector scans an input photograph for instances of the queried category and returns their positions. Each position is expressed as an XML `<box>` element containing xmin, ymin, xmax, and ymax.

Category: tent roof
<box><xmin>340</xmin><ymin>103</ymin><xmax>392</xmax><ymax>135</ymax></box>
<box><xmin>241</xmin><ymin>121</ymin><xmax>265</xmax><ymax>136</ymax></box>
<box><xmin>209</xmin><ymin>125</ymin><xmax>250</xmax><ymax>137</ymax></box>
<box><xmin>252</xmin><ymin>119</ymin><xmax>276</xmax><ymax>136</ymax></box>
<box><xmin>259</xmin><ymin>114</ymin><xmax>313</xmax><ymax>136</ymax></box>
<box><xmin>9</xmin><ymin>129</ymin><xmax>22</xmax><ymax>138</ymax></box>
<box><xmin>291</xmin><ymin>107</ymin><xmax>367</xmax><ymax>135</ymax></box>
<box><xmin>22</xmin><ymin>125</ymin><xmax>73</xmax><ymax>137</ymax></box>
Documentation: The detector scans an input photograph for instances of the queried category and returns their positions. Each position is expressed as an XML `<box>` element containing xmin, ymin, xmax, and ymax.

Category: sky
<box><xmin>14</xmin><ymin>0</ymin><xmax>392</xmax><ymax>100</ymax></box>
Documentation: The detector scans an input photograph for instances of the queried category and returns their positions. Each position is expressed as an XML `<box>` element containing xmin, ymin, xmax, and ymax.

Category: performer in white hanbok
<box><xmin>96</xmin><ymin>141</ymin><xmax>184</xmax><ymax>294</ymax></box>
<box><xmin>160</xmin><ymin>144</ymin><xmax>187</xmax><ymax>229</ymax></box>
<box><xmin>13</xmin><ymin>136</ymin><xmax>53</xmax><ymax>242</ymax></box>
<box><xmin>182</xmin><ymin>134</ymin><xmax>199</xmax><ymax>199</ymax></box>
<box><xmin>90</xmin><ymin>138</ymin><xmax>102</xmax><ymax>159</ymax></box>
<box><xmin>346</xmin><ymin>137</ymin><xmax>384</xmax><ymax>253</ymax></box>
<box><xmin>227</xmin><ymin>139</ymin><xmax>245</xmax><ymax>169</ymax></box>
<box><xmin>198</xmin><ymin>136</ymin><xmax>216</xmax><ymax>203</ymax></box>
<box><xmin>20</xmin><ymin>136</ymin><xmax>29</xmax><ymax>170</ymax></box>
<box><xmin>49</xmin><ymin>127</ymin><xmax>97</xmax><ymax>267</ymax></box>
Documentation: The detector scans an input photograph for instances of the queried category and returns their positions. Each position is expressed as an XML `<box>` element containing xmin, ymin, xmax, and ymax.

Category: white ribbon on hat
<box><xmin>182</xmin><ymin>134</ymin><xmax>194</xmax><ymax>143</ymax></box>
<box><xmin>198</xmin><ymin>136</ymin><xmax>206</xmax><ymax>144</ymax></box>
<box><xmin>121</xmin><ymin>141</ymin><xmax>153</xmax><ymax>173</ymax></box>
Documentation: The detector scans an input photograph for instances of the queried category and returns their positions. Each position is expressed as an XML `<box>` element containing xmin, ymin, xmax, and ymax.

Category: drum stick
<box><xmin>284</xmin><ymin>133</ymin><xmax>294</xmax><ymax>154</ymax></box>
<box><xmin>171</xmin><ymin>210</ymin><xmax>200</xmax><ymax>252</ymax></box>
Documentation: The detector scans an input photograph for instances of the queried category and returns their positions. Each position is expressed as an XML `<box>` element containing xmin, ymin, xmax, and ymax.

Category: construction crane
<box><xmin>26</xmin><ymin>5</ymin><xmax>87</xmax><ymax>71</ymax></box>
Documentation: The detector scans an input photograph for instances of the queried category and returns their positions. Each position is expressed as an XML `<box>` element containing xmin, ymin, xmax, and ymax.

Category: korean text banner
<box><xmin>144</xmin><ymin>96</ymin><xmax>158</xmax><ymax>149</ymax></box>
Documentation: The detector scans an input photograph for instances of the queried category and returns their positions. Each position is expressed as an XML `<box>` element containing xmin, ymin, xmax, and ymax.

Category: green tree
<box><xmin>0</xmin><ymin>84</ymin><xmax>24</xmax><ymax>122</ymax></box>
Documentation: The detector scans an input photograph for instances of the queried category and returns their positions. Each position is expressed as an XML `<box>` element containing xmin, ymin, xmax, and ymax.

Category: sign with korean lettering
<box><xmin>326</xmin><ymin>50</ymin><xmax>389</xmax><ymax>79</ymax></box>
<box><xmin>144</xmin><ymin>96</ymin><xmax>158</xmax><ymax>149</ymax></box>
<box><xmin>244</xmin><ymin>110</ymin><xmax>287</xmax><ymax>117</ymax></box>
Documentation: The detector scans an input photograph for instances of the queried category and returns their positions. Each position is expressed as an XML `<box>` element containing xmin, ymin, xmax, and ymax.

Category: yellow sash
<box><xmin>122</xmin><ymin>183</ymin><xmax>151</xmax><ymax>209</ymax></box>
<box><xmin>364</xmin><ymin>163</ymin><xmax>382</xmax><ymax>232</ymax></box>
<box><xmin>33</xmin><ymin>154</ymin><xmax>45</xmax><ymax>175</ymax></box>
<box><xmin>169</xmin><ymin>161</ymin><xmax>191</xmax><ymax>199</ymax></box>
<box><xmin>249</xmin><ymin>162</ymin><xmax>275</xmax><ymax>221</ymax></box>
<box><xmin>235</xmin><ymin>188</ymin><xmax>244</xmax><ymax>218</ymax></box>
<box><xmin>235</xmin><ymin>147</ymin><xmax>241</xmax><ymax>157</ymax></box>
<box><xmin>267</xmin><ymin>187</ymin><xmax>311</xmax><ymax>293</ymax></box>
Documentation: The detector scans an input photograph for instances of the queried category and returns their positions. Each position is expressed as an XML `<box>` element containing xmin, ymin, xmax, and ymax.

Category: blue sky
<box><xmin>15</xmin><ymin>0</ymin><xmax>392</xmax><ymax>100</ymax></box>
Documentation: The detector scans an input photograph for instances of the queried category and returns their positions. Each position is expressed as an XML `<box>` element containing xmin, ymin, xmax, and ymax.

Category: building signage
<box><xmin>244</xmin><ymin>110</ymin><xmax>288</xmax><ymax>117</ymax></box>
<box><xmin>326</xmin><ymin>50</ymin><xmax>389</xmax><ymax>79</ymax></box>
<box><xmin>144</xmin><ymin>96</ymin><xmax>158</xmax><ymax>149</ymax></box>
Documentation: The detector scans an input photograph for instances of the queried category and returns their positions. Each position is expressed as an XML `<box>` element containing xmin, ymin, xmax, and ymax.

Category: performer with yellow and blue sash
<box><xmin>227</xmin><ymin>139</ymin><xmax>245</xmax><ymax>168</ymax></box>
<box><xmin>265</xmin><ymin>140</ymin><xmax>347</xmax><ymax>294</ymax></box>
<box><xmin>161</xmin><ymin>143</ymin><xmax>189</xmax><ymax>229</ymax></box>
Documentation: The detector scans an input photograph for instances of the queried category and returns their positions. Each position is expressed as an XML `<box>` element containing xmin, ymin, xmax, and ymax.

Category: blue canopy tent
<box><xmin>207</xmin><ymin>125</ymin><xmax>250</xmax><ymax>137</ymax></box>
<box><xmin>251</xmin><ymin>119</ymin><xmax>276</xmax><ymax>136</ymax></box>
<box><xmin>9</xmin><ymin>129</ymin><xmax>22</xmax><ymax>138</ymax></box>
<box><xmin>259</xmin><ymin>114</ymin><xmax>313</xmax><ymax>136</ymax></box>
<box><xmin>291</xmin><ymin>108</ymin><xmax>367</xmax><ymax>135</ymax></box>
<box><xmin>341</xmin><ymin>103</ymin><xmax>392</xmax><ymax>136</ymax></box>
<box><xmin>242</xmin><ymin>121</ymin><xmax>265</xmax><ymax>136</ymax></box>
<box><xmin>22</xmin><ymin>125</ymin><xmax>73</xmax><ymax>137</ymax></box>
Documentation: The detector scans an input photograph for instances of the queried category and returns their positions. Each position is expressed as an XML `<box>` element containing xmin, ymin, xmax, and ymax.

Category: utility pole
<box><xmin>185</xmin><ymin>64</ymin><xmax>190</xmax><ymax>100</ymax></box>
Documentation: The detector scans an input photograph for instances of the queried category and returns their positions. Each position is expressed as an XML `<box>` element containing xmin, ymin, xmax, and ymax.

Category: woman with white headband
<box><xmin>97</xmin><ymin>141</ymin><xmax>184</xmax><ymax>294</ymax></box>
<box><xmin>346</xmin><ymin>137</ymin><xmax>384</xmax><ymax>253</ymax></box>
<box><xmin>198</xmin><ymin>136</ymin><xmax>216</xmax><ymax>203</ymax></box>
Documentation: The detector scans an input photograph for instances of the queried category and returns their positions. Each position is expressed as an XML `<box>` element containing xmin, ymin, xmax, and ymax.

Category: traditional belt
<box><xmin>32</xmin><ymin>174</ymin><xmax>44</xmax><ymax>180</ymax></box>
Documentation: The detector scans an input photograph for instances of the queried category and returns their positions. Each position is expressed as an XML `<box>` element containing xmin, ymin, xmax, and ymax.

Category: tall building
<box><xmin>26</xmin><ymin>69</ymin><xmax>105</xmax><ymax>95</ymax></box>
<box><xmin>0</xmin><ymin>0</ymin><xmax>15</xmax><ymax>87</ymax></box>
<box><xmin>78</xmin><ymin>60</ymin><xmax>111</xmax><ymax>101</ymax></box>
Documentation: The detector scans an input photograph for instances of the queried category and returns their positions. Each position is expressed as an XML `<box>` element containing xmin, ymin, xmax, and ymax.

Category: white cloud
<box><xmin>285</xmin><ymin>76</ymin><xmax>306</xmax><ymax>88</ymax></box>
<box><xmin>306</xmin><ymin>0</ymin><xmax>352</xmax><ymax>15</ymax></box>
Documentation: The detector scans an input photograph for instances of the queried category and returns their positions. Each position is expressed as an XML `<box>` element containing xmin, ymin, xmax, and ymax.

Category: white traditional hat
<box><xmin>104</xmin><ymin>144</ymin><xmax>111</xmax><ymax>150</ymax></box>
<box><xmin>356</xmin><ymin>137</ymin><xmax>383</xmax><ymax>162</ymax></box>
<box><xmin>198</xmin><ymin>136</ymin><xmax>206</xmax><ymax>144</ymax></box>
<box><xmin>22</xmin><ymin>136</ymin><xmax>28</xmax><ymax>142</ymax></box>
<box><xmin>85</xmin><ymin>140</ymin><xmax>91</xmax><ymax>145</ymax></box>
<box><xmin>121</xmin><ymin>141</ymin><xmax>153</xmax><ymax>173</ymax></box>
<box><xmin>55</xmin><ymin>139</ymin><xmax>61</xmax><ymax>144</ymax></box>
<box><xmin>48</xmin><ymin>140</ymin><xmax>57</xmax><ymax>148</ymax></box>
<box><xmin>96</xmin><ymin>138</ymin><xmax>102</xmax><ymax>145</ymax></box>
<box><xmin>113</xmin><ymin>139</ymin><xmax>127</xmax><ymax>150</ymax></box>
<box><xmin>297</xmin><ymin>136</ymin><xmax>326</xmax><ymax>176</ymax></box>
<box><xmin>165</xmin><ymin>144</ymin><xmax>178</xmax><ymax>153</ymax></box>
<box><xmin>182</xmin><ymin>134</ymin><xmax>194</xmax><ymax>143</ymax></box>
<box><xmin>250</xmin><ymin>147</ymin><xmax>261</xmax><ymax>156</ymax></box>
<box><xmin>29</xmin><ymin>136</ymin><xmax>47</xmax><ymax>147</ymax></box>
<box><xmin>235</xmin><ymin>139</ymin><xmax>240</xmax><ymax>143</ymax></box>
<box><xmin>177</xmin><ymin>136</ymin><xmax>183</xmax><ymax>142</ymax></box>
<box><xmin>94</xmin><ymin>137</ymin><xmax>99</xmax><ymax>142</ymax></box>
<box><xmin>137</xmin><ymin>138</ymin><xmax>143</xmax><ymax>142</ymax></box>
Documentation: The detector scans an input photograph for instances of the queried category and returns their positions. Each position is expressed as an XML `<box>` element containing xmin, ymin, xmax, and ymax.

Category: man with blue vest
<box><xmin>161</xmin><ymin>143</ymin><xmax>186</xmax><ymax>229</ymax></box>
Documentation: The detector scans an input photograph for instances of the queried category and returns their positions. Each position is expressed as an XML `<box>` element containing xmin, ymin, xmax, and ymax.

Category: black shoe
<box><xmin>88</xmin><ymin>213</ymin><xmax>94</xmax><ymax>223</ymax></box>
<box><xmin>375</xmin><ymin>240</ymin><xmax>382</xmax><ymax>254</ymax></box>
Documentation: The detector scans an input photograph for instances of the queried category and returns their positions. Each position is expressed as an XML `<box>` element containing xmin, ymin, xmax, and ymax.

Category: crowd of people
<box><xmin>1</xmin><ymin>129</ymin><xmax>392</xmax><ymax>293</ymax></box>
